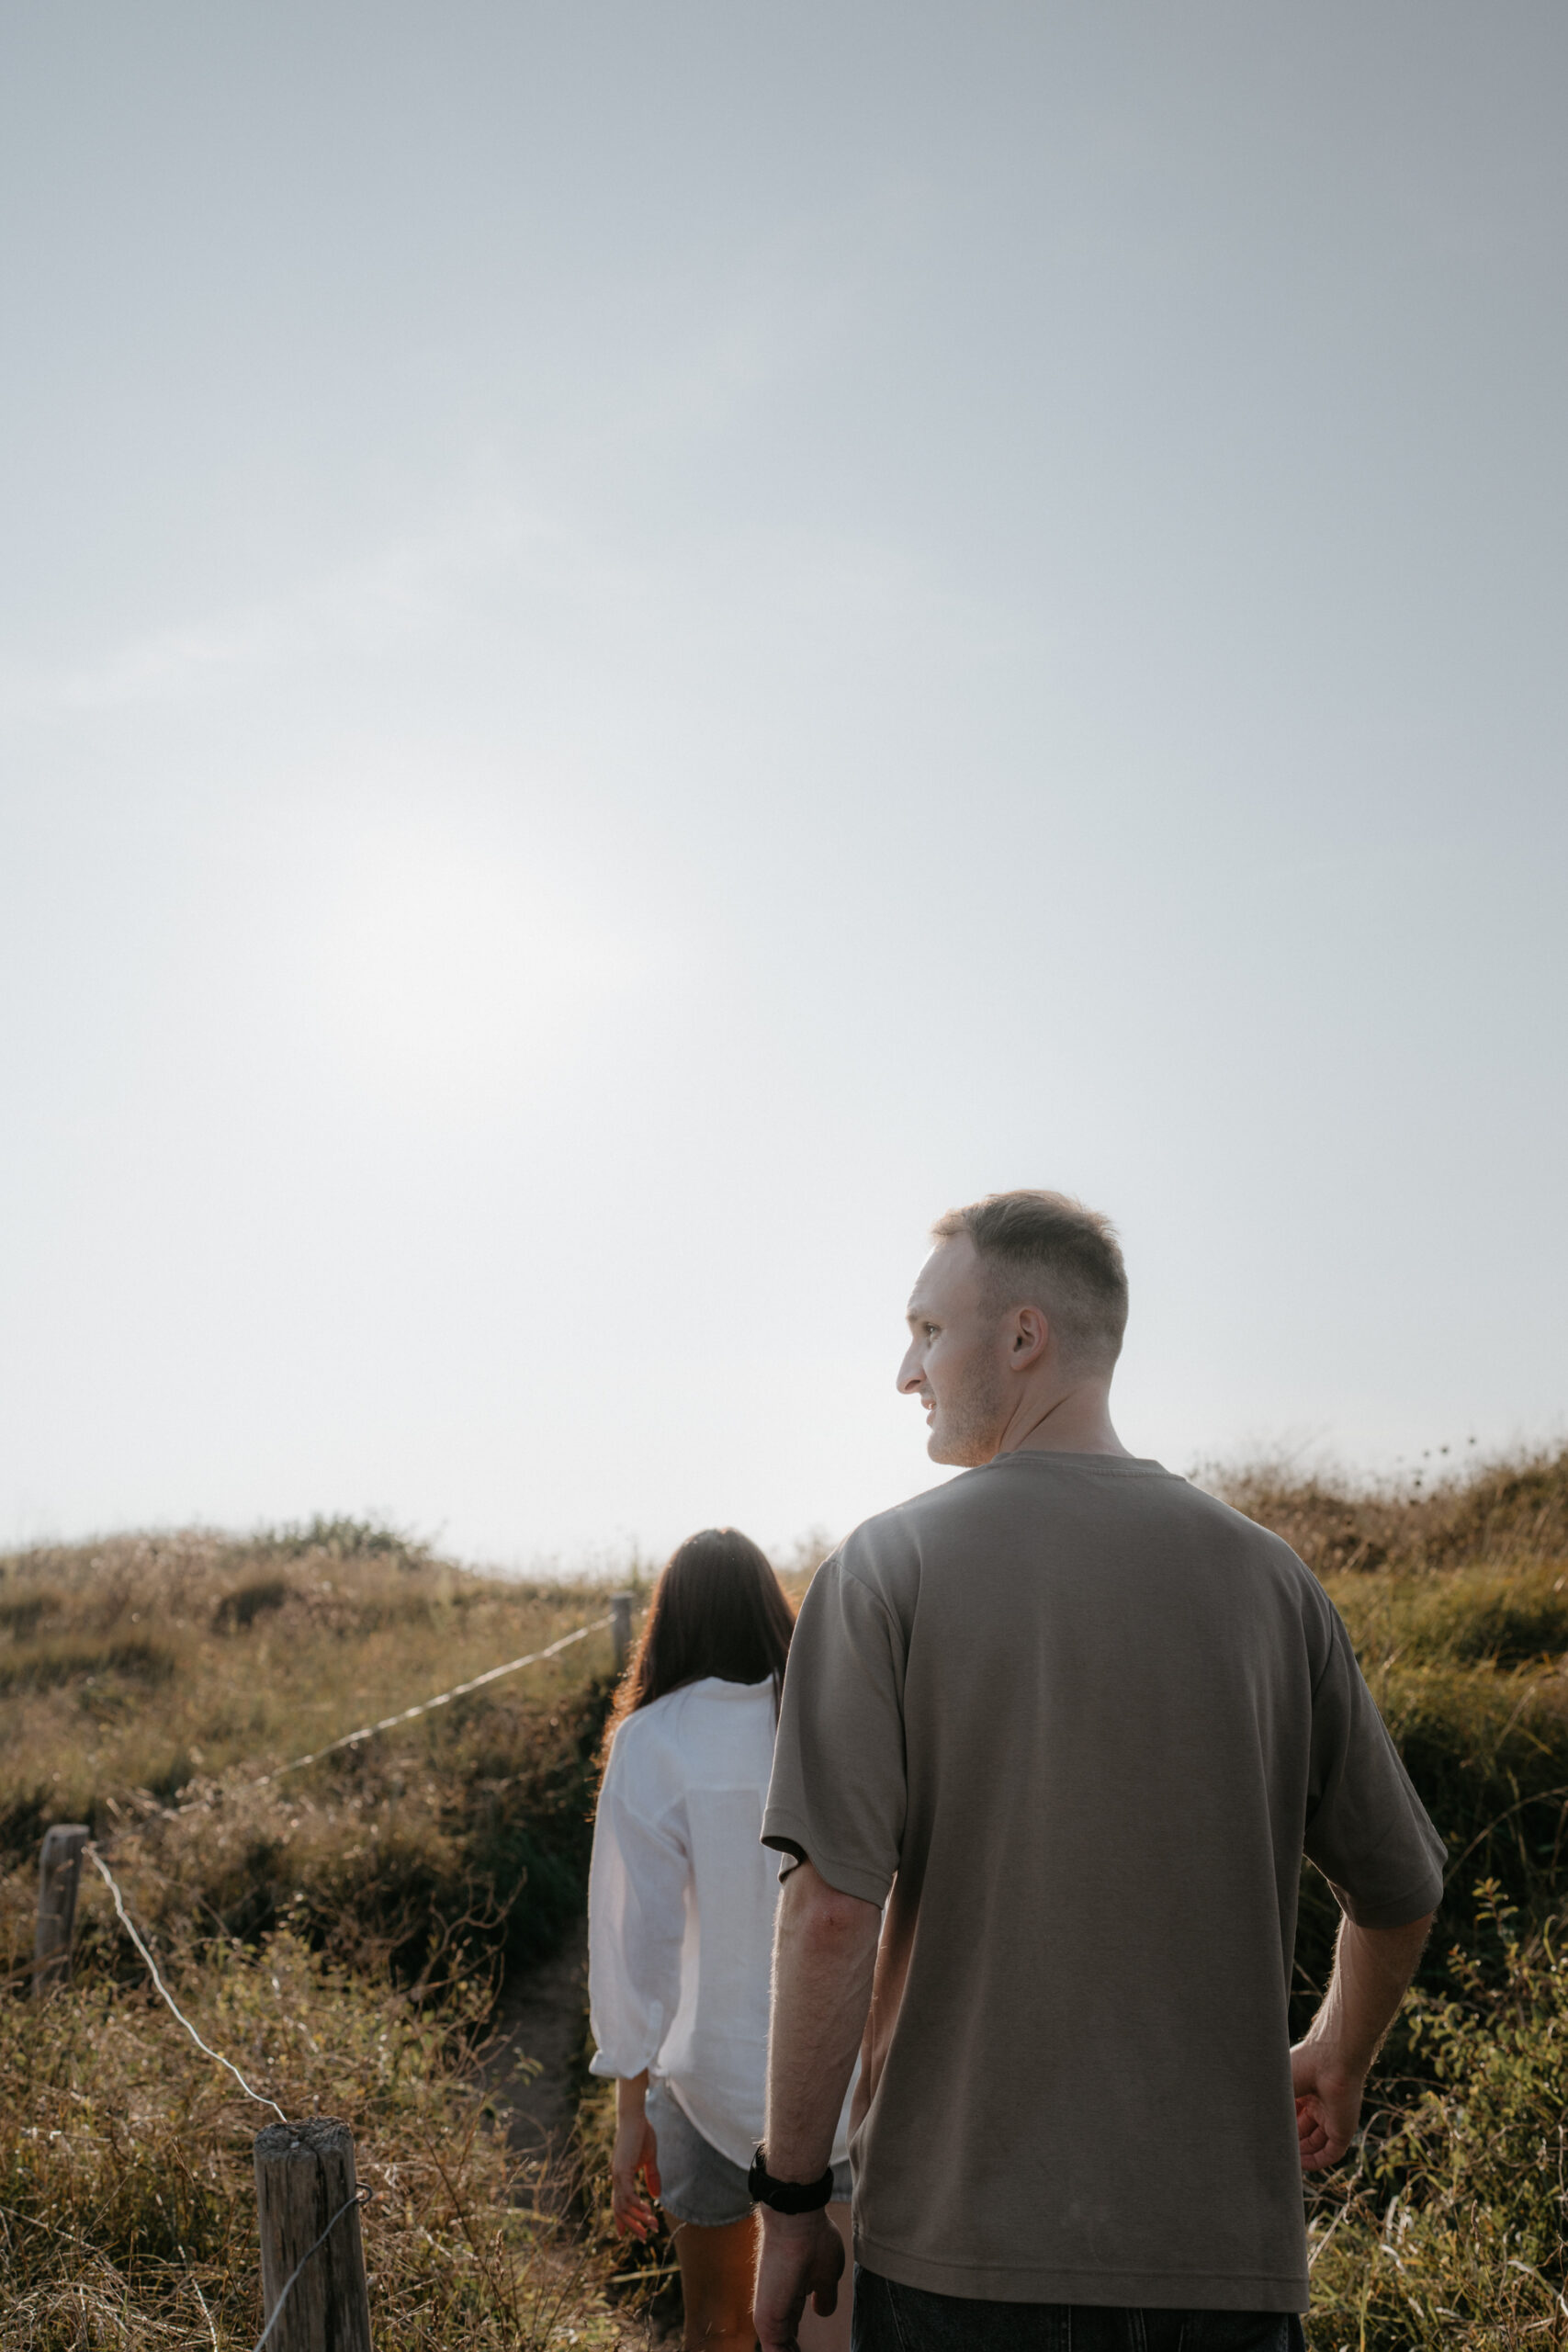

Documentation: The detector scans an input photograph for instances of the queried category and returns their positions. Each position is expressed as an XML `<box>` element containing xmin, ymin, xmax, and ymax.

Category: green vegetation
<box><xmin>1213</xmin><ymin>1449</ymin><xmax>1568</xmax><ymax>2349</ymax></box>
<box><xmin>2</xmin><ymin>1929</ymin><xmax>621</xmax><ymax>2348</ymax></box>
<box><xmin>9</xmin><ymin>1454</ymin><xmax>1568</xmax><ymax>2347</ymax></box>
<box><xmin>0</xmin><ymin>1526</ymin><xmax>620</xmax><ymax>1975</ymax></box>
<box><xmin>0</xmin><ymin>1521</ymin><xmax>637</xmax><ymax>2346</ymax></box>
<box><xmin>1300</xmin><ymin>1895</ymin><xmax>1568</xmax><ymax>2350</ymax></box>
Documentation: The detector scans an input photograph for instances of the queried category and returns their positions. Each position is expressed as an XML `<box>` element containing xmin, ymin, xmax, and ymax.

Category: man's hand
<box><xmin>610</xmin><ymin>2080</ymin><xmax>661</xmax><ymax>2239</ymax></box>
<box><xmin>1291</xmin><ymin>1908</ymin><xmax>1435</xmax><ymax>2171</ymax></box>
<box><xmin>757</xmin><ymin>1862</ymin><xmax>878</xmax><ymax>2347</ymax></box>
<box><xmin>753</xmin><ymin>2207</ymin><xmax>845</xmax><ymax>2352</ymax></box>
<box><xmin>1291</xmin><ymin>2041</ymin><xmax>1364</xmax><ymax>2170</ymax></box>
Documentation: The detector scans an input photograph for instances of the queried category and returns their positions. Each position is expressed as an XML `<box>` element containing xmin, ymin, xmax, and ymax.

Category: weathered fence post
<box><xmin>610</xmin><ymin>1592</ymin><xmax>635</xmax><ymax>1674</ymax></box>
<box><xmin>254</xmin><ymin>2118</ymin><xmax>372</xmax><ymax>2351</ymax></box>
<box><xmin>33</xmin><ymin>1824</ymin><xmax>89</xmax><ymax>1997</ymax></box>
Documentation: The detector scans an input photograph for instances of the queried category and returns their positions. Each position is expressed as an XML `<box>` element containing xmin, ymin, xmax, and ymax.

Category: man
<box><xmin>750</xmin><ymin>1191</ymin><xmax>1443</xmax><ymax>2352</ymax></box>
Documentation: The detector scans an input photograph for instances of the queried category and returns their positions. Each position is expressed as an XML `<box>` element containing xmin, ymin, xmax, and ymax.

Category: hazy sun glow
<box><xmin>318</xmin><ymin>828</ymin><xmax>644</xmax><ymax>1104</ymax></box>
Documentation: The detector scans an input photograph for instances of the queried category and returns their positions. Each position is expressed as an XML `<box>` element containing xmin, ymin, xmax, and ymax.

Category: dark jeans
<box><xmin>852</xmin><ymin>2268</ymin><xmax>1306</xmax><ymax>2352</ymax></box>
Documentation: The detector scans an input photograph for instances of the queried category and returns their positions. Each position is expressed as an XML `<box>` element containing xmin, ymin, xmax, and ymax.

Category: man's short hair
<box><xmin>931</xmin><ymin>1190</ymin><xmax>1129</xmax><ymax>1374</ymax></box>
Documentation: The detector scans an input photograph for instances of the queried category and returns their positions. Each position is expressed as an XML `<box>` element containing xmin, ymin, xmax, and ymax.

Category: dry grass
<box><xmin>1208</xmin><ymin>1445</ymin><xmax>1568</xmax><ymax>1581</ymax></box>
<box><xmin>1211</xmin><ymin>1451</ymin><xmax>1568</xmax><ymax>2346</ymax></box>
<box><xmin>0</xmin><ymin>1520</ymin><xmax>619</xmax><ymax>1827</ymax></box>
<box><xmin>1303</xmin><ymin>1895</ymin><xmax>1568</xmax><ymax>2350</ymax></box>
<box><xmin>15</xmin><ymin>1464</ymin><xmax>1568</xmax><ymax>2349</ymax></box>
<box><xmin>0</xmin><ymin>1926</ymin><xmax>641</xmax><ymax>2347</ymax></box>
<box><xmin>0</xmin><ymin>1520</ymin><xmax>653</xmax><ymax>2347</ymax></box>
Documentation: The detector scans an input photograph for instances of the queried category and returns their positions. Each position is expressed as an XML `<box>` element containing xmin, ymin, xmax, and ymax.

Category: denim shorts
<box><xmin>646</xmin><ymin>2080</ymin><xmax>852</xmax><ymax>2230</ymax></box>
<box><xmin>851</xmin><ymin>2270</ymin><xmax>1305</xmax><ymax>2352</ymax></box>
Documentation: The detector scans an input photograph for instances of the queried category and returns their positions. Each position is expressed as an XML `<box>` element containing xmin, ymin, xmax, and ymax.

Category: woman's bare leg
<box><xmin>673</xmin><ymin>2213</ymin><xmax>761</xmax><ymax>2351</ymax></box>
<box><xmin>795</xmin><ymin>2201</ymin><xmax>853</xmax><ymax>2352</ymax></box>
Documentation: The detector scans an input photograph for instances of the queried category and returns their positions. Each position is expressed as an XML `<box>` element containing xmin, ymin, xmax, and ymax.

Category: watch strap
<box><xmin>747</xmin><ymin>2147</ymin><xmax>835</xmax><ymax>2214</ymax></box>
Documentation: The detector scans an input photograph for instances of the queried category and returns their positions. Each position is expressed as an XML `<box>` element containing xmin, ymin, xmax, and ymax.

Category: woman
<box><xmin>589</xmin><ymin>1528</ymin><xmax>854</xmax><ymax>2352</ymax></box>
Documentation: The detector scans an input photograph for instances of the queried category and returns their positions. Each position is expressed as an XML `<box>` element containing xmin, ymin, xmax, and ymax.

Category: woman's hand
<box><xmin>611</xmin><ymin>2076</ymin><xmax>662</xmax><ymax>2239</ymax></box>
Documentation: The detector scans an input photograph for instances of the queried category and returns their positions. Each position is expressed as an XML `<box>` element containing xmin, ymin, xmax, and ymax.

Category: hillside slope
<box><xmin>1215</xmin><ymin>1451</ymin><xmax>1568</xmax><ymax>2347</ymax></box>
<box><xmin>0</xmin><ymin>1521</ymin><xmax>637</xmax><ymax>2348</ymax></box>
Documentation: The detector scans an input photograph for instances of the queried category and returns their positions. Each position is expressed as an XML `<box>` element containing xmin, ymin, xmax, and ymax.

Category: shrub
<box><xmin>0</xmin><ymin>1525</ymin><xmax>639</xmax><ymax>2345</ymax></box>
<box><xmin>0</xmin><ymin>1533</ymin><xmax>618</xmax><ymax>1862</ymax></box>
<box><xmin>1211</xmin><ymin>1447</ymin><xmax>1568</xmax><ymax>1581</ymax></box>
<box><xmin>1308</xmin><ymin>1895</ymin><xmax>1568</xmax><ymax>2348</ymax></box>
<box><xmin>0</xmin><ymin>1632</ymin><xmax>177</xmax><ymax>1694</ymax></box>
<box><xmin>0</xmin><ymin>1927</ymin><xmax>632</xmax><ymax>2347</ymax></box>
<box><xmin>212</xmin><ymin>1574</ymin><xmax>294</xmax><ymax>1631</ymax></box>
<box><xmin>1292</xmin><ymin>1594</ymin><xmax>1568</xmax><ymax>2025</ymax></box>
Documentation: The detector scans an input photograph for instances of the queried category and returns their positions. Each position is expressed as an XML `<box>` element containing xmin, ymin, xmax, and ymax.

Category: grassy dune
<box><xmin>7</xmin><ymin>1458</ymin><xmax>1568</xmax><ymax>2348</ymax></box>
<box><xmin>1214</xmin><ymin>1451</ymin><xmax>1568</xmax><ymax>2350</ymax></box>
<box><xmin>0</xmin><ymin>1521</ymin><xmax>637</xmax><ymax>2347</ymax></box>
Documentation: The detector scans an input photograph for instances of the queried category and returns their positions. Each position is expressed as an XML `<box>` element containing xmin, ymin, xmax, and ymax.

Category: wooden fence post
<box><xmin>33</xmin><ymin>1825</ymin><xmax>89</xmax><ymax>1998</ymax></box>
<box><xmin>254</xmin><ymin>2118</ymin><xmax>372</xmax><ymax>2351</ymax></box>
<box><xmin>610</xmin><ymin>1592</ymin><xmax>635</xmax><ymax>1675</ymax></box>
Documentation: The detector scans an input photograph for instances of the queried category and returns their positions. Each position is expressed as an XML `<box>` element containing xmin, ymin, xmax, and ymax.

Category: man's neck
<box><xmin>996</xmin><ymin>1380</ymin><xmax>1131</xmax><ymax>1459</ymax></box>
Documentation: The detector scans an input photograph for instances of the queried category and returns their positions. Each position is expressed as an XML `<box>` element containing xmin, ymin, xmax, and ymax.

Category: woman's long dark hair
<box><xmin>603</xmin><ymin>1527</ymin><xmax>795</xmax><ymax>1758</ymax></box>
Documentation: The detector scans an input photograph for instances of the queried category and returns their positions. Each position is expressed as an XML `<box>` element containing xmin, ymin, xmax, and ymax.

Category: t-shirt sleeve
<box><xmin>1303</xmin><ymin>1607</ymin><xmax>1446</xmax><ymax>1928</ymax></box>
<box><xmin>761</xmin><ymin>1551</ymin><xmax>907</xmax><ymax>1906</ymax></box>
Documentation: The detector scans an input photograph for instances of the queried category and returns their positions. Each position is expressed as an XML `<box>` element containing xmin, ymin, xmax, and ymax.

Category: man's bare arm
<box><xmin>765</xmin><ymin>1860</ymin><xmax>882</xmax><ymax>2175</ymax></box>
<box><xmin>754</xmin><ymin>1861</ymin><xmax>881</xmax><ymax>2352</ymax></box>
<box><xmin>1292</xmin><ymin>1907</ymin><xmax>1435</xmax><ymax>2169</ymax></box>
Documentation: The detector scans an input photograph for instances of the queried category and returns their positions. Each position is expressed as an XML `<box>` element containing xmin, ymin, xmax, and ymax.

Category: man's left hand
<box><xmin>753</xmin><ymin>2207</ymin><xmax>845</xmax><ymax>2352</ymax></box>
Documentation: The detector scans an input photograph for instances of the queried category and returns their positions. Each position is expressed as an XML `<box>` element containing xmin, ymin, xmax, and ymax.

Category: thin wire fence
<box><xmin>83</xmin><ymin>1611</ymin><xmax>618</xmax><ymax>1850</ymax></box>
<box><xmin>258</xmin><ymin>1615</ymin><xmax>613</xmax><ymax>1783</ymax></box>
<box><xmin>81</xmin><ymin>1608</ymin><xmax>620</xmax><ymax>2108</ymax></box>
<box><xmin>85</xmin><ymin>1843</ymin><xmax>288</xmax><ymax>2120</ymax></box>
<box><xmin>36</xmin><ymin>1606</ymin><xmax>627</xmax><ymax>2341</ymax></box>
<box><xmin>252</xmin><ymin>2188</ymin><xmax>374</xmax><ymax>2352</ymax></box>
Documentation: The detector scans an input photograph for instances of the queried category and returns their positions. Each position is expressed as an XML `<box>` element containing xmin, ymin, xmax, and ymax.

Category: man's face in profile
<box><xmin>897</xmin><ymin>1238</ymin><xmax>1009</xmax><ymax>1467</ymax></box>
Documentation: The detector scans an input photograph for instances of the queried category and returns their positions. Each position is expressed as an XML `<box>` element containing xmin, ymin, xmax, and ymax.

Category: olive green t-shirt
<box><xmin>761</xmin><ymin>1452</ymin><xmax>1445</xmax><ymax>2312</ymax></box>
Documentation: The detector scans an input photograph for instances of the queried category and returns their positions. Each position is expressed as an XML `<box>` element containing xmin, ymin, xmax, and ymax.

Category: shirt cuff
<box><xmin>588</xmin><ymin>2044</ymin><xmax>661</xmax><ymax>2080</ymax></box>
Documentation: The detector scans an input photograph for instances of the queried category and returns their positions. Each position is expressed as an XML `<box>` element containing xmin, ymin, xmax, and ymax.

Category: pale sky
<box><xmin>3</xmin><ymin>3</ymin><xmax>1564</xmax><ymax>1567</ymax></box>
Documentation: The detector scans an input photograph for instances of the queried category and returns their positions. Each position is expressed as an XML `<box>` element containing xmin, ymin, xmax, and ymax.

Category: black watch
<box><xmin>747</xmin><ymin>2147</ymin><xmax>835</xmax><ymax>2213</ymax></box>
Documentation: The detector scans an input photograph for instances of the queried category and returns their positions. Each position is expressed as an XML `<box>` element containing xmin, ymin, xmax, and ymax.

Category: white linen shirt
<box><xmin>588</xmin><ymin>1674</ymin><xmax>854</xmax><ymax>2172</ymax></box>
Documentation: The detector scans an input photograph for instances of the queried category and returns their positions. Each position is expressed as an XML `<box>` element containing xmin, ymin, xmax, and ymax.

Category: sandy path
<box><xmin>480</xmin><ymin>1920</ymin><xmax>682</xmax><ymax>2338</ymax></box>
<box><xmin>480</xmin><ymin>1917</ymin><xmax>591</xmax><ymax>2199</ymax></box>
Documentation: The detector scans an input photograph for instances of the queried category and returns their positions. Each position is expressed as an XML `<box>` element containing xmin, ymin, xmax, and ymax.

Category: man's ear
<box><xmin>1010</xmin><ymin>1306</ymin><xmax>1050</xmax><ymax>1370</ymax></box>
